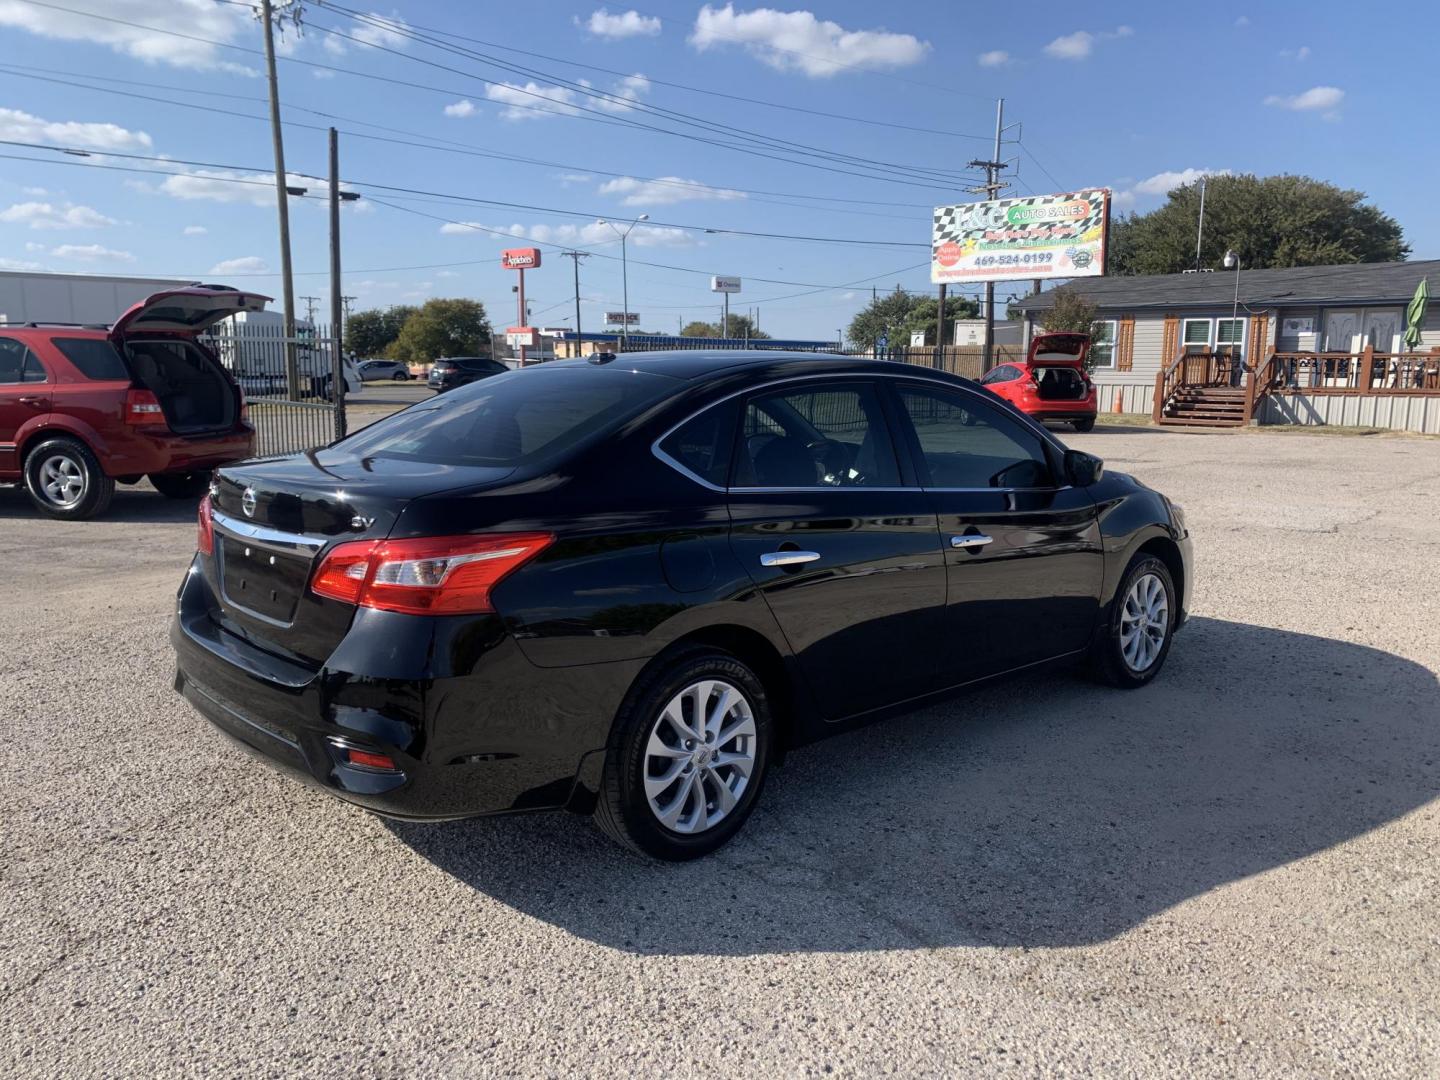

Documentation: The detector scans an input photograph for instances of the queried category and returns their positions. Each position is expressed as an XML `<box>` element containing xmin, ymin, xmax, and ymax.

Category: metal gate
<box><xmin>206</xmin><ymin>320</ymin><xmax>346</xmax><ymax>457</ymax></box>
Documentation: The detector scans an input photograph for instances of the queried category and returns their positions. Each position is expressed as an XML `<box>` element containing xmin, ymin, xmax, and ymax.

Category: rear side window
<box><xmin>0</xmin><ymin>337</ymin><xmax>47</xmax><ymax>383</ymax></box>
<box><xmin>658</xmin><ymin>399</ymin><xmax>739</xmax><ymax>488</ymax></box>
<box><xmin>53</xmin><ymin>338</ymin><xmax>130</xmax><ymax>380</ymax></box>
<box><xmin>337</xmin><ymin>367</ymin><xmax>677</xmax><ymax>467</ymax></box>
<box><xmin>898</xmin><ymin>385</ymin><xmax>1053</xmax><ymax>489</ymax></box>
<box><xmin>735</xmin><ymin>383</ymin><xmax>900</xmax><ymax>488</ymax></box>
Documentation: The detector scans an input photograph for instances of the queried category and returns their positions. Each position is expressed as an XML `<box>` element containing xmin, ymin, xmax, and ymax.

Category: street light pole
<box><xmin>598</xmin><ymin>215</ymin><xmax>647</xmax><ymax>347</ymax></box>
<box><xmin>1224</xmin><ymin>248</ymin><xmax>1242</xmax><ymax>384</ymax></box>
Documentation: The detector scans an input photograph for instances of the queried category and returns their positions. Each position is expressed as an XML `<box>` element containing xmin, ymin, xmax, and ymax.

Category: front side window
<box><xmin>734</xmin><ymin>383</ymin><xmax>899</xmax><ymax>489</ymax></box>
<box><xmin>898</xmin><ymin>385</ymin><xmax>1053</xmax><ymax>489</ymax></box>
<box><xmin>0</xmin><ymin>337</ymin><xmax>46</xmax><ymax>384</ymax></box>
<box><xmin>1090</xmin><ymin>320</ymin><xmax>1117</xmax><ymax>369</ymax></box>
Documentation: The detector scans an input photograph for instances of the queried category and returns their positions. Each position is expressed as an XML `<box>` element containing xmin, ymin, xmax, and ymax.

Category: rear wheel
<box><xmin>595</xmin><ymin>648</ymin><xmax>773</xmax><ymax>860</ymax></box>
<box><xmin>1087</xmin><ymin>554</ymin><xmax>1176</xmax><ymax>688</ymax></box>
<box><xmin>1072</xmin><ymin>416</ymin><xmax>1096</xmax><ymax>432</ymax></box>
<box><xmin>392</xmin><ymin>371</ymin><xmax>409</xmax><ymax>381</ymax></box>
<box><xmin>23</xmin><ymin>437</ymin><xmax>114</xmax><ymax>520</ymax></box>
<box><xmin>149</xmin><ymin>471</ymin><xmax>212</xmax><ymax>499</ymax></box>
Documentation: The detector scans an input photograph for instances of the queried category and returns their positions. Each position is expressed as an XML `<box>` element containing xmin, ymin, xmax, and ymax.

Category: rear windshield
<box><xmin>336</xmin><ymin>366</ymin><xmax>677</xmax><ymax>467</ymax></box>
<box><xmin>54</xmin><ymin>338</ymin><xmax>130</xmax><ymax>380</ymax></box>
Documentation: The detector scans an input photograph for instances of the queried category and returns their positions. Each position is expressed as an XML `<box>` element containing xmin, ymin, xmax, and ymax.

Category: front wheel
<box><xmin>1072</xmin><ymin>416</ymin><xmax>1096</xmax><ymax>432</ymax></box>
<box><xmin>595</xmin><ymin>649</ymin><xmax>773</xmax><ymax>860</ymax></box>
<box><xmin>149</xmin><ymin>471</ymin><xmax>212</xmax><ymax>499</ymax></box>
<box><xmin>23</xmin><ymin>437</ymin><xmax>114</xmax><ymax>520</ymax></box>
<box><xmin>1086</xmin><ymin>554</ymin><xmax>1176</xmax><ymax>688</ymax></box>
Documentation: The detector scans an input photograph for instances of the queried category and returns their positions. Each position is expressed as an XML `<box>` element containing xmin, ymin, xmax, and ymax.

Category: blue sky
<box><xmin>1</xmin><ymin>1</ymin><xmax>1434</xmax><ymax>340</ymax></box>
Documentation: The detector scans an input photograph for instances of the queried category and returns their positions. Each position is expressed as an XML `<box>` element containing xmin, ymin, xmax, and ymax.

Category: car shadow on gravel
<box><xmin>0</xmin><ymin>485</ymin><xmax>199</xmax><ymax>523</ymax></box>
<box><xmin>388</xmin><ymin>616</ymin><xmax>1440</xmax><ymax>954</ymax></box>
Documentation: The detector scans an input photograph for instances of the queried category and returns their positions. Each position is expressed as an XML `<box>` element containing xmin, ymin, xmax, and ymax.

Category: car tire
<box><xmin>1086</xmin><ymin>554</ymin><xmax>1177</xmax><ymax>689</ymax></box>
<box><xmin>23</xmin><ymin>436</ymin><xmax>114</xmax><ymax>521</ymax></box>
<box><xmin>392</xmin><ymin>371</ymin><xmax>408</xmax><ymax>381</ymax></box>
<box><xmin>149</xmin><ymin>471</ymin><xmax>212</xmax><ymax>499</ymax></box>
<box><xmin>595</xmin><ymin>647</ymin><xmax>773</xmax><ymax>860</ymax></box>
<box><xmin>1072</xmin><ymin>416</ymin><xmax>1096</xmax><ymax>432</ymax></box>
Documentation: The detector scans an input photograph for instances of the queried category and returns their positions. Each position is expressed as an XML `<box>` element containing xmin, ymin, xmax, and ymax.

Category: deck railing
<box><xmin>1265</xmin><ymin>346</ymin><xmax>1440</xmax><ymax>395</ymax></box>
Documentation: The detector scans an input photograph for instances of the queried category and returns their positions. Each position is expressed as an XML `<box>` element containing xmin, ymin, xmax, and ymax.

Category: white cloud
<box><xmin>0</xmin><ymin>0</ymin><xmax>251</xmax><ymax>72</ymax></box>
<box><xmin>1111</xmin><ymin>189</ymin><xmax>1137</xmax><ymax>209</ymax></box>
<box><xmin>25</xmin><ymin>241</ymin><xmax>45</xmax><ymax>251</ymax></box>
<box><xmin>1132</xmin><ymin>167</ymin><xmax>1231</xmax><ymax>196</ymax></box>
<box><xmin>598</xmin><ymin>175</ymin><xmax>746</xmax><ymax>207</ymax></box>
<box><xmin>485</xmin><ymin>73</ymin><xmax>650</xmax><ymax>120</ymax></box>
<box><xmin>0</xmin><ymin>201</ymin><xmax>115</xmax><ymax>229</ymax></box>
<box><xmin>580</xmin><ymin>8</ymin><xmax>661</xmax><ymax>38</ymax></box>
<box><xmin>1043</xmin><ymin>26</ymin><xmax>1132</xmax><ymax>61</ymax></box>
<box><xmin>210</xmin><ymin>256</ymin><xmax>269</xmax><ymax>275</ymax></box>
<box><xmin>21</xmin><ymin>186</ymin><xmax>48</xmax><ymax>196</ymax></box>
<box><xmin>51</xmin><ymin>243</ymin><xmax>134</xmax><ymax>263</ymax></box>
<box><xmin>0</xmin><ymin>257</ymin><xmax>46</xmax><ymax>270</ymax></box>
<box><xmin>183</xmin><ymin>225</ymin><xmax>207</xmax><ymax>236</ymax></box>
<box><xmin>557</xmin><ymin>173</ymin><xmax>593</xmax><ymax>185</ymax></box>
<box><xmin>1235</xmin><ymin>15</ymin><xmax>1250</xmax><ymax>26</ymax></box>
<box><xmin>1264</xmin><ymin>85</ymin><xmax>1344</xmax><ymax>112</ymax></box>
<box><xmin>977</xmin><ymin>50</ymin><xmax>1009</xmax><ymax>67</ymax></box>
<box><xmin>435</xmin><ymin>269</ymin><xmax>460</xmax><ymax>278</ymax></box>
<box><xmin>143</xmin><ymin>168</ymin><xmax>360</xmax><ymax>208</ymax></box>
<box><xmin>321</xmin><ymin>11</ymin><xmax>410</xmax><ymax>56</ymax></box>
<box><xmin>1278</xmin><ymin>45</ymin><xmax>1311</xmax><ymax>61</ymax></box>
<box><xmin>312</xmin><ymin>69</ymin><xmax>336</xmax><ymax>80</ymax></box>
<box><xmin>444</xmin><ymin>99</ymin><xmax>477</xmax><ymax>118</ymax></box>
<box><xmin>689</xmin><ymin>4</ymin><xmax>929</xmax><ymax>78</ymax></box>
<box><xmin>440</xmin><ymin>220</ymin><xmax>696</xmax><ymax>248</ymax></box>
<box><xmin>0</xmin><ymin>106</ymin><xmax>152</xmax><ymax>152</ymax></box>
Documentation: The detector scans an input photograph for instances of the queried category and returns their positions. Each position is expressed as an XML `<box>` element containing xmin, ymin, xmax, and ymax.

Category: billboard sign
<box><xmin>710</xmin><ymin>275</ymin><xmax>741</xmax><ymax>293</ymax></box>
<box><xmin>931</xmin><ymin>189</ymin><xmax>1109</xmax><ymax>284</ymax></box>
<box><xmin>605</xmin><ymin>311</ymin><xmax>640</xmax><ymax>325</ymax></box>
<box><xmin>501</xmin><ymin>248</ymin><xmax>541</xmax><ymax>270</ymax></box>
<box><xmin>505</xmin><ymin>326</ymin><xmax>538</xmax><ymax>347</ymax></box>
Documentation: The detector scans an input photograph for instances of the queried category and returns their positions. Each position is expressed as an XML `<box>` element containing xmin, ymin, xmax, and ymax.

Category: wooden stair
<box><xmin>1158</xmin><ymin>385</ymin><xmax>1248</xmax><ymax>427</ymax></box>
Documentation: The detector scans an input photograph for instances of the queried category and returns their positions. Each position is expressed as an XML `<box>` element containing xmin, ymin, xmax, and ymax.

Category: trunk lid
<box><xmin>111</xmin><ymin>286</ymin><xmax>271</xmax><ymax>342</ymax></box>
<box><xmin>1027</xmin><ymin>332</ymin><xmax>1090</xmax><ymax>369</ymax></box>
<box><xmin>207</xmin><ymin>449</ymin><xmax>515</xmax><ymax>665</ymax></box>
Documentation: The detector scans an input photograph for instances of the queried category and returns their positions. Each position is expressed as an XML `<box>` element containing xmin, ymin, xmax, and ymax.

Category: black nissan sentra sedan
<box><xmin>172</xmin><ymin>351</ymin><xmax>1191</xmax><ymax>860</ymax></box>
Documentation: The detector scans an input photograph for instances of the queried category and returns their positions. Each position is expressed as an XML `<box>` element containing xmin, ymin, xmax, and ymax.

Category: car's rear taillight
<box><xmin>197</xmin><ymin>494</ymin><xmax>215</xmax><ymax>556</ymax></box>
<box><xmin>238</xmin><ymin>386</ymin><xmax>249</xmax><ymax>421</ymax></box>
<box><xmin>125</xmin><ymin>388</ymin><xmax>167</xmax><ymax>428</ymax></box>
<box><xmin>310</xmin><ymin>533</ymin><xmax>553</xmax><ymax>615</ymax></box>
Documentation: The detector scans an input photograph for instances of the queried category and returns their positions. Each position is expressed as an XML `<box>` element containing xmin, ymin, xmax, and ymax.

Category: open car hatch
<box><xmin>110</xmin><ymin>286</ymin><xmax>271</xmax><ymax>341</ymax></box>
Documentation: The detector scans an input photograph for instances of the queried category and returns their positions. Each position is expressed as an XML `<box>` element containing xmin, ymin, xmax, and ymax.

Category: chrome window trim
<box><xmin>650</xmin><ymin>369</ymin><xmax>1070</xmax><ymax>496</ymax></box>
<box><xmin>211</xmin><ymin>508</ymin><xmax>326</xmax><ymax>555</ymax></box>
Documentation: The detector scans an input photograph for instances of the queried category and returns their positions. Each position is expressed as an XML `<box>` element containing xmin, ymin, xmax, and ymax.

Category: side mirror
<box><xmin>1065</xmin><ymin>449</ymin><xmax>1104</xmax><ymax>487</ymax></box>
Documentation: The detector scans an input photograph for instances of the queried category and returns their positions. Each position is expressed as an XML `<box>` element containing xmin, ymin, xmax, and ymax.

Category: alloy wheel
<box><xmin>1119</xmin><ymin>571</ymin><xmax>1169</xmax><ymax>672</ymax></box>
<box><xmin>643</xmin><ymin>679</ymin><xmax>757</xmax><ymax>835</ymax></box>
<box><xmin>39</xmin><ymin>454</ymin><xmax>86</xmax><ymax>508</ymax></box>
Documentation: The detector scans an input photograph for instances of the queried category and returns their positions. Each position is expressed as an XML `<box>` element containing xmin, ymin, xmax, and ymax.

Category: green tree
<box><xmin>847</xmin><ymin>289</ymin><xmax>978</xmax><ymax>347</ymax></box>
<box><xmin>679</xmin><ymin>314</ymin><xmax>769</xmax><ymax>339</ymax></box>
<box><xmin>346</xmin><ymin>305</ymin><xmax>417</xmax><ymax>358</ymax></box>
<box><xmin>1108</xmin><ymin>174</ymin><xmax>1409</xmax><ymax>276</ymax></box>
<box><xmin>1039</xmin><ymin>287</ymin><xmax>1101</xmax><ymax>335</ymax></box>
<box><xmin>388</xmin><ymin>298</ymin><xmax>492</xmax><ymax>364</ymax></box>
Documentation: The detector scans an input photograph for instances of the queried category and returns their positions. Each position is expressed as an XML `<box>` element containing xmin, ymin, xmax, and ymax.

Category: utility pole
<box><xmin>299</xmin><ymin>295</ymin><xmax>319</xmax><ymax>322</ymax></box>
<box><xmin>327</xmin><ymin>128</ymin><xmax>361</xmax><ymax>441</ymax></box>
<box><xmin>259</xmin><ymin>0</ymin><xmax>300</xmax><ymax>398</ymax></box>
<box><xmin>561</xmin><ymin>250</ymin><xmax>589</xmax><ymax>356</ymax></box>
<box><xmin>967</xmin><ymin>98</ymin><xmax>1012</xmax><ymax>373</ymax></box>
<box><xmin>341</xmin><ymin>295</ymin><xmax>356</xmax><ymax>322</ymax></box>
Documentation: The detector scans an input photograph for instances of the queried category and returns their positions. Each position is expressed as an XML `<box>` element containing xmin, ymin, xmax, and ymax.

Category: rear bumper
<box><xmin>170</xmin><ymin>558</ymin><xmax>628</xmax><ymax>820</ymax></box>
<box><xmin>105</xmin><ymin>425</ymin><xmax>255</xmax><ymax>476</ymax></box>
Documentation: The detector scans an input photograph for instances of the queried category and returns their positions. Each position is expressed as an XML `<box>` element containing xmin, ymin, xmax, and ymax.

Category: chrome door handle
<box><xmin>950</xmin><ymin>534</ymin><xmax>993</xmax><ymax>550</ymax></box>
<box><xmin>760</xmin><ymin>550</ymin><xmax>821</xmax><ymax>567</ymax></box>
<box><xmin>18</xmin><ymin>395</ymin><xmax>46</xmax><ymax>405</ymax></box>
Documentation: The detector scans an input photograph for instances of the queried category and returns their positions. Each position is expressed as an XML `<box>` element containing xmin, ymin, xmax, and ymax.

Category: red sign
<box><xmin>501</xmin><ymin>248</ymin><xmax>541</xmax><ymax>270</ymax></box>
<box><xmin>505</xmin><ymin>326</ymin><xmax>538</xmax><ymax>347</ymax></box>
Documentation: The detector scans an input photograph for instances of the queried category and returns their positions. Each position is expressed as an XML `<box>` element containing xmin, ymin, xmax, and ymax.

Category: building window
<box><xmin>1180</xmin><ymin>317</ymin><xmax>1248</xmax><ymax>363</ymax></box>
<box><xmin>1182</xmin><ymin>318</ymin><xmax>1212</xmax><ymax>354</ymax></box>
<box><xmin>1090</xmin><ymin>320</ymin><xmax>1117</xmax><ymax>369</ymax></box>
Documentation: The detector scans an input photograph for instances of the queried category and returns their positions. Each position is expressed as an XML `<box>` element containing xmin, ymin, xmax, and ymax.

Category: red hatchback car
<box><xmin>979</xmin><ymin>332</ymin><xmax>1098</xmax><ymax>431</ymax></box>
<box><xmin>0</xmin><ymin>286</ymin><xmax>265</xmax><ymax>520</ymax></box>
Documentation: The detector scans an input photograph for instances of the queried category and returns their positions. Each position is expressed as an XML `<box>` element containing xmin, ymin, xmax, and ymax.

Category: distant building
<box><xmin>0</xmin><ymin>270</ymin><xmax>189</xmax><ymax>325</ymax></box>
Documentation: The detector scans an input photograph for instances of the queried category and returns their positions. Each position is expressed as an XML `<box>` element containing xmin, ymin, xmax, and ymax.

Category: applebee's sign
<box><xmin>501</xmin><ymin>248</ymin><xmax>541</xmax><ymax>270</ymax></box>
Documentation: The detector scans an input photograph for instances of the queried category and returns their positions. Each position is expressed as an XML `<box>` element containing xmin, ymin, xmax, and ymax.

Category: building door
<box><xmin>1322</xmin><ymin>310</ymin><xmax>1361</xmax><ymax>353</ymax></box>
<box><xmin>1360</xmin><ymin>309</ymin><xmax>1402</xmax><ymax>352</ymax></box>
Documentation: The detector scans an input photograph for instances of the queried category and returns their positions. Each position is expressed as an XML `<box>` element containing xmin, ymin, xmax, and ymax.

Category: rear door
<box><xmin>726</xmin><ymin>378</ymin><xmax>947</xmax><ymax>720</ymax></box>
<box><xmin>0</xmin><ymin>337</ymin><xmax>51</xmax><ymax>475</ymax></box>
<box><xmin>889</xmin><ymin>380</ymin><xmax>1102</xmax><ymax>685</ymax></box>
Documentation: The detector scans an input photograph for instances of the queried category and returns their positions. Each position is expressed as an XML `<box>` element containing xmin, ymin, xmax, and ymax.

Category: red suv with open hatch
<box><xmin>979</xmin><ymin>332</ymin><xmax>1098</xmax><ymax>432</ymax></box>
<box><xmin>0</xmin><ymin>286</ymin><xmax>264</xmax><ymax>520</ymax></box>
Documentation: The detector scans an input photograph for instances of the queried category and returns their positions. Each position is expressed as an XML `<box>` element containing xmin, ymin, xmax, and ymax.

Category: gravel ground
<box><xmin>2</xmin><ymin>427</ymin><xmax>1437</xmax><ymax>1078</ymax></box>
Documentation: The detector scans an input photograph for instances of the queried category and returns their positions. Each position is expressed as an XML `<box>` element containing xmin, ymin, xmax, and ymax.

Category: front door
<box><xmin>888</xmin><ymin>381</ymin><xmax>1104</xmax><ymax>685</ymax></box>
<box><xmin>727</xmin><ymin>379</ymin><xmax>947</xmax><ymax>720</ymax></box>
<box><xmin>0</xmin><ymin>336</ymin><xmax>51</xmax><ymax>477</ymax></box>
